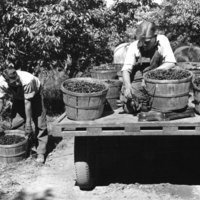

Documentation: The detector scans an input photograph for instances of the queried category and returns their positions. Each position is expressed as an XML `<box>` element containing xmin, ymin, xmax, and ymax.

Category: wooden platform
<box><xmin>51</xmin><ymin>106</ymin><xmax>200</xmax><ymax>137</ymax></box>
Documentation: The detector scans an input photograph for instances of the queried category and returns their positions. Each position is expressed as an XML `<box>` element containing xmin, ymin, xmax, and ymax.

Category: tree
<box><xmin>137</xmin><ymin>0</ymin><xmax>200</xmax><ymax>49</ymax></box>
<box><xmin>0</xmin><ymin>0</ymin><xmax>113</xmax><ymax>77</ymax></box>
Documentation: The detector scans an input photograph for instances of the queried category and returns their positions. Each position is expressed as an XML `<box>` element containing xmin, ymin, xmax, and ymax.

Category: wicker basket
<box><xmin>61</xmin><ymin>78</ymin><xmax>109</xmax><ymax>120</ymax></box>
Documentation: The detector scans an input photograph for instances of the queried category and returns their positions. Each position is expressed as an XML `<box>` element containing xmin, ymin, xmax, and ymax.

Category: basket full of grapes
<box><xmin>143</xmin><ymin>68</ymin><xmax>193</xmax><ymax>112</ymax></box>
<box><xmin>61</xmin><ymin>77</ymin><xmax>109</xmax><ymax>120</ymax></box>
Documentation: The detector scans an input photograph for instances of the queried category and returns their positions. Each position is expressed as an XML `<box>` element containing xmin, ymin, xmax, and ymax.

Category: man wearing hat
<box><xmin>121</xmin><ymin>21</ymin><xmax>177</xmax><ymax>113</ymax></box>
<box><xmin>0</xmin><ymin>66</ymin><xmax>48</xmax><ymax>163</ymax></box>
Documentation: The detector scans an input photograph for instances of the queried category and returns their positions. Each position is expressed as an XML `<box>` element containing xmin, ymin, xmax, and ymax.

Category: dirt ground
<box><xmin>1</xmin><ymin>118</ymin><xmax>200</xmax><ymax>200</ymax></box>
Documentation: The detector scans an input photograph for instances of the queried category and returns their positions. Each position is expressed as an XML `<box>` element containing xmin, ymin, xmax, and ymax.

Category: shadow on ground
<box><xmin>12</xmin><ymin>189</ymin><xmax>54</xmax><ymax>200</ymax></box>
<box><xmin>46</xmin><ymin>135</ymin><xmax>63</xmax><ymax>155</ymax></box>
<box><xmin>0</xmin><ymin>191</ymin><xmax>7</xmax><ymax>200</ymax></box>
<box><xmin>92</xmin><ymin>136</ymin><xmax>200</xmax><ymax>186</ymax></box>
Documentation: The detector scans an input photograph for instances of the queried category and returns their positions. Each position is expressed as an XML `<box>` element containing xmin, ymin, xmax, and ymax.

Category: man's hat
<box><xmin>3</xmin><ymin>68</ymin><xmax>19</xmax><ymax>84</ymax></box>
<box><xmin>135</xmin><ymin>21</ymin><xmax>156</xmax><ymax>41</ymax></box>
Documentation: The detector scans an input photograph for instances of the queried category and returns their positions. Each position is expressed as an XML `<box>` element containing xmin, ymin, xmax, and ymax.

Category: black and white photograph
<box><xmin>1</xmin><ymin>0</ymin><xmax>200</xmax><ymax>199</ymax></box>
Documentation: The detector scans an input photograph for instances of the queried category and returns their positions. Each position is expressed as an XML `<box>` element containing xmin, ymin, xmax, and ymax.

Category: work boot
<box><xmin>36</xmin><ymin>154</ymin><xmax>45</xmax><ymax>163</ymax></box>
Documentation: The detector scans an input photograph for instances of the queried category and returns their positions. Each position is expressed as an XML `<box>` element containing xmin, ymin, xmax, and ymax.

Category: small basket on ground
<box><xmin>0</xmin><ymin>130</ymin><xmax>28</xmax><ymax>163</ymax></box>
<box><xmin>143</xmin><ymin>68</ymin><xmax>193</xmax><ymax>112</ymax></box>
<box><xmin>61</xmin><ymin>77</ymin><xmax>109</xmax><ymax>120</ymax></box>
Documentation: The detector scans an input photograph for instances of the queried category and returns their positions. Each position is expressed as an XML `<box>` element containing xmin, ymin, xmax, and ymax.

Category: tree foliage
<box><xmin>0</xmin><ymin>0</ymin><xmax>199</xmax><ymax>77</ymax></box>
<box><xmin>0</xmin><ymin>0</ymin><xmax>113</xmax><ymax>77</ymax></box>
<box><xmin>136</xmin><ymin>0</ymin><xmax>200</xmax><ymax>50</ymax></box>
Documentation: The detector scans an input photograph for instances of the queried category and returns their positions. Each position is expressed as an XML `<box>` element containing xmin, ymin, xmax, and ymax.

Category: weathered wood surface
<box><xmin>52</xmin><ymin>97</ymin><xmax>200</xmax><ymax>137</ymax></box>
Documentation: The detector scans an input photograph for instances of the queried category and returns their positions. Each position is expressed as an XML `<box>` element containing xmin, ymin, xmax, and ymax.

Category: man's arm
<box><xmin>157</xmin><ymin>35</ymin><xmax>176</xmax><ymax>70</ymax></box>
<box><xmin>122</xmin><ymin>70</ymin><xmax>132</xmax><ymax>99</ymax></box>
<box><xmin>157</xmin><ymin>62</ymin><xmax>176</xmax><ymax>70</ymax></box>
<box><xmin>121</xmin><ymin>43</ymin><xmax>137</xmax><ymax>99</ymax></box>
<box><xmin>24</xmin><ymin>99</ymin><xmax>32</xmax><ymax>126</ymax></box>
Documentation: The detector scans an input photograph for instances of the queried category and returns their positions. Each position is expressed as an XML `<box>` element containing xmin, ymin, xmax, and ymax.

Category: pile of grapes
<box><xmin>64</xmin><ymin>80</ymin><xmax>106</xmax><ymax>93</ymax></box>
<box><xmin>145</xmin><ymin>69</ymin><xmax>191</xmax><ymax>80</ymax></box>
<box><xmin>193</xmin><ymin>77</ymin><xmax>200</xmax><ymax>88</ymax></box>
<box><xmin>0</xmin><ymin>134</ymin><xmax>25</xmax><ymax>145</ymax></box>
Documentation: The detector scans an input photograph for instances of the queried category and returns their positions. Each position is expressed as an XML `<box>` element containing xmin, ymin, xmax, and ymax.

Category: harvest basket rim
<box><xmin>61</xmin><ymin>77</ymin><xmax>109</xmax><ymax>97</ymax></box>
<box><xmin>143</xmin><ymin>69</ymin><xmax>193</xmax><ymax>84</ymax></box>
<box><xmin>90</xmin><ymin>68</ymin><xmax>118</xmax><ymax>73</ymax></box>
<box><xmin>177</xmin><ymin>61</ymin><xmax>200</xmax><ymax>64</ymax></box>
<box><xmin>0</xmin><ymin>130</ymin><xmax>28</xmax><ymax>148</ymax></box>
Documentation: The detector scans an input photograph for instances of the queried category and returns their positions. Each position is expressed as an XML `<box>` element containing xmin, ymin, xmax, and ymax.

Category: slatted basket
<box><xmin>90</xmin><ymin>64</ymin><xmax>118</xmax><ymax>80</ymax></box>
<box><xmin>144</xmin><ymin>69</ymin><xmax>193</xmax><ymax>112</ymax></box>
<box><xmin>61</xmin><ymin>77</ymin><xmax>109</xmax><ymax>120</ymax></box>
<box><xmin>0</xmin><ymin>130</ymin><xmax>28</xmax><ymax>163</ymax></box>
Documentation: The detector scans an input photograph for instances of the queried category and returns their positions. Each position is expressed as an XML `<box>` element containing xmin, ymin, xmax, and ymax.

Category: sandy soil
<box><xmin>1</xmin><ymin>123</ymin><xmax>200</xmax><ymax>200</ymax></box>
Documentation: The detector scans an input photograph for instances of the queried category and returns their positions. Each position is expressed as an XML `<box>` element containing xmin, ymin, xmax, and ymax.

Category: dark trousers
<box><xmin>11</xmin><ymin>89</ymin><xmax>48</xmax><ymax>154</ymax></box>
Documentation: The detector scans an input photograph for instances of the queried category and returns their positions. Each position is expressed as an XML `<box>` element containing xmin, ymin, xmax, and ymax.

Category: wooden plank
<box><xmin>87</xmin><ymin>127</ymin><xmax>102</xmax><ymax>135</ymax></box>
<box><xmin>125</xmin><ymin>125</ymin><xmax>140</xmax><ymax>133</ymax></box>
<box><xmin>52</xmin><ymin>124</ymin><xmax>200</xmax><ymax>137</ymax></box>
<box><xmin>55</xmin><ymin>108</ymin><xmax>200</xmax><ymax>127</ymax></box>
<box><xmin>195</xmin><ymin>126</ymin><xmax>200</xmax><ymax>131</ymax></box>
<box><xmin>58</xmin><ymin>128</ymin><xmax>200</xmax><ymax>136</ymax></box>
<box><xmin>51</xmin><ymin>104</ymin><xmax>200</xmax><ymax>137</ymax></box>
<box><xmin>52</xmin><ymin>112</ymin><xmax>67</xmax><ymax>124</ymax></box>
<box><xmin>163</xmin><ymin>126</ymin><xmax>178</xmax><ymax>134</ymax></box>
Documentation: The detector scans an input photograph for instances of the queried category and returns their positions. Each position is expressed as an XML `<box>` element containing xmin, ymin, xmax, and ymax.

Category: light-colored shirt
<box><xmin>0</xmin><ymin>70</ymin><xmax>41</xmax><ymax>100</ymax></box>
<box><xmin>122</xmin><ymin>35</ymin><xmax>176</xmax><ymax>73</ymax></box>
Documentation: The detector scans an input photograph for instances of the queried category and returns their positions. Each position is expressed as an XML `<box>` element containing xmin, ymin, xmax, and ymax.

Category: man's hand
<box><xmin>124</xmin><ymin>87</ymin><xmax>132</xmax><ymax>99</ymax></box>
<box><xmin>124</xmin><ymin>87</ymin><xmax>142</xmax><ymax>112</ymax></box>
<box><xmin>25</xmin><ymin>124</ymin><xmax>33</xmax><ymax>136</ymax></box>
